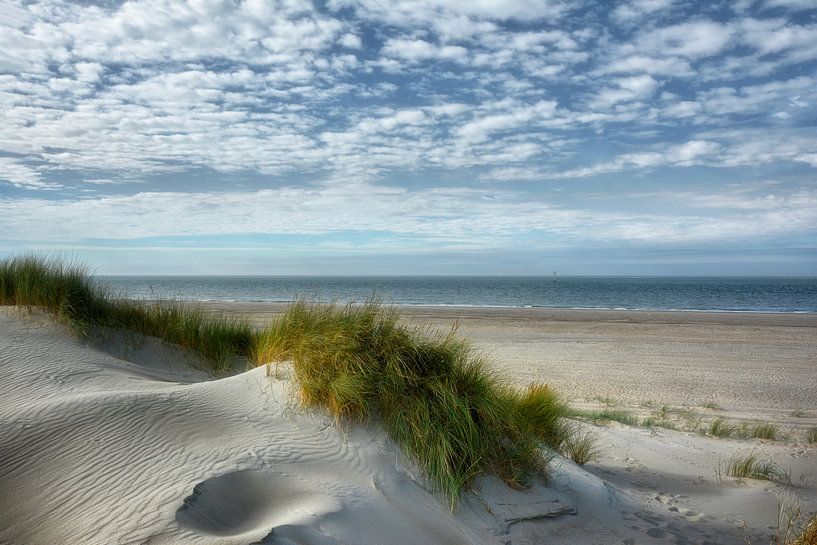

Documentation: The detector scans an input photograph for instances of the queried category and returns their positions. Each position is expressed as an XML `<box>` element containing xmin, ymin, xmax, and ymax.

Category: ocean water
<box><xmin>96</xmin><ymin>276</ymin><xmax>817</xmax><ymax>313</ymax></box>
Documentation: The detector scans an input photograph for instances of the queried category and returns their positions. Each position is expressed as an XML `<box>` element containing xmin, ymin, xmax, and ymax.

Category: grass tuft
<box><xmin>725</xmin><ymin>450</ymin><xmax>789</xmax><ymax>483</ymax></box>
<box><xmin>775</xmin><ymin>489</ymin><xmax>817</xmax><ymax>545</ymax></box>
<box><xmin>806</xmin><ymin>427</ymin><xmax>817</xmax><ymax>444</ymax></box>
<box><xmin>569</xmin><ymin>407</ymin><xmax>638</xmax><ymax>426</ymax></box>
<box><xmin>746</xmin><ymin>421</ymin><xmax>779</xmax><ymax>441</ymax></box>
<box><xmin>641</xmin><ymin>416</ymin><xmax>678</xmax><ymax>430</ymax></box>
<box><xmin>0</xmin><ymin>255</ymin><xmax>254</xmax><ymax>373</ymax></box>
<box><xmin>254</xmin><ymin>300</ymin><xmax>571</xmax><ymax>502</ymax></box>
<box><xmin>795</xmin><ymin>515</ymin><xmax>817</xmax><ymax>545</ymax></box>
<box><xmin>706</xmin><ymin>418</ymin><xmax>781</xmax><ymax>441</ymax></box>
<box><xmin>701</xmin><ymin>400</ymin><xmax>722</xmax><ymax>410</ymax></box>
<box><xmin>709</xmin><ymin>417</ymin><xmax>738</xmax><ymax>438</ymax></box>
<box><xmin>560</xmin><ymin>427</ymin><xmax>601</xmax><ymax>465</ymax></box>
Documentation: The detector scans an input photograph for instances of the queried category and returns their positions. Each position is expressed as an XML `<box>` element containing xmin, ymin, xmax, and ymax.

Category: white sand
<box><xmin>1</xmin><ymin>307</ymin><xmax>816</xmax><ymax>544</ymax></box>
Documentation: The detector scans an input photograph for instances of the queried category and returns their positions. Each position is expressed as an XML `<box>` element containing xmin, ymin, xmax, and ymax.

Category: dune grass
<box><xmin>254</xmin><ymin>300</ymin><xmax>571</xmax><ymax>501</ymax></box>
<box><xmin>725</xmin><ymin>450</ymin><xmax>789</xmax><ymax>483</ymax></box>
<box><xmin>0</xmin><ymin>254</ymin><xmax>255</xmax><ymax>373</ymax></box>
<box><xmin>793</xmin><ymin>515</ymin><xmax>817</xmax><ymax>545</ymax></box>
<box><xmin>0</xmin><ymin>254</ymin><xmax>112</xmax><ymax>329</ymax></box>
<box><xmin>569</xmin><ymin>407</ymin><xmax>639</xmax><ymax>426</ymax></box>
<box><xmin>560</xmin><ymin>427</ymin><xmax>601</xmax><ymax>465</ymax></box>
<box><xmin>706</xmin><ymin>418</ymin><xmax>781</xmax><ymax>441</ymax></box>
<box><xmin>709</xmin><ymin>417</ymin><xmax>739</xmax><ymax>438</ymax></box>
<box><xmin>641</xmin><ymin>416</ymin><xmax>678</xmax><ymax>430</ymax></box>
<box><xmin>2</xmin><ymin>255</ymin><xmax>575</xmax><ymax>504</ymax></box>
<box><xmin>746</xmin><ymin>421</ymin><xmax>780</xmax><ymax>441</ymax></box>
<box><xmin>775</xmin><ymin>490</ymin><xmax>817</xmax><ymax>545</ymax></box>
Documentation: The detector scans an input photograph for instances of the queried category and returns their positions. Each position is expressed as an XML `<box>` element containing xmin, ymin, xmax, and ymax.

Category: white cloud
<box><xmin>329</xmin><ymin>0</ymin><xmax>567</xmax><ymax>28</ymax></box>
<box><xmin>697</xmin><ymin>128</ymin><xmax>817</xmax><ymax>169</ymax></box>
<box><xmin>660</xmin><ymin>98</ymin><xmax>703</xmax><ymax>118</ymax></box>
<box><xmin>0</xmin><ymin>0</ymin><xmax>816</xmax><ymax>263</ymax></box>
<box><xmin>0</xmin><ymin>157</ymin><xmax>57</xmax><ymax>189</ymax></box>
<box><xmin>455</xmin><ymin>100</ymin><xmax>558</xmax><ymax>143</ymax></box>
<box><xmin>697</xmin><ymin>76</ymin><xmax>816</xmax><ymax>117</ymax></box>
<box><xmin>3</xmin><ymin>183</ymin><xmax>816</xmax><ymax>248</ymax></box>
<box><xmin>604</xmin><ymin>55</ymin><xmax>693</xmax><ymax>76</ymax></box>
<box><xmin>634</xmin><ymin>20</ymin><xmax>735</xmax><ymax>58</ymax></box>
<box><xmin>554</xmin><ymin>140</ymin><xmax>721</xmax><ymax>178</ymax></box>
<box><xmin>381</xmin><ymin>38</ymin><xmax>468</xmax><ymax>63</ymax></box>
<box><xmin>763</xmin><ymin>0</ymin><xmax>817</xmax><ymax>10</ymax></box>
<box><xmin>740</xmin><ymin>17</ymin><xmax>817</xmax><ymax>63</ymax></box>
<box><xmin>337</xmin><ymin>33</ymin><xmax>362</xmax><ymax>49</ymax></box>
<box><xmin>590</xmin><ymin>75</ymin><xmax>660</xmax><ymax>108</ymax></box>
<box><xmin>612</xmin><ymin>0</ymin><xmax>674</xmax><ymax>23</ymax></box>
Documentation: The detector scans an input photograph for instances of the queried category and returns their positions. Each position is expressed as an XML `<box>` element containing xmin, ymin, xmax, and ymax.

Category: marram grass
<box><xmin>725</xmin><ymin>450</ymin><xmax>789</xmax><ymax>483</ymax></box>
<box><xmin>0</xmin><ymin>254</ymin><xmax>255</xmax><ymax>373</ymax></box>
<box><xmin>707</xmin><ymin>418</ymin><xmax>780</xmax><ymax>441</ymax></box>
<box><xmin>2</xmin><ymin>255</ymin><xmax>575</xmax><ymax>504</ymax></box>
<box><xmin>560</xmin><ymin>426</ymin><xmax>601</xmax><ymax>465</ymax></box>
<box><xmin>255</xmin><ymin>301</ymin><xmax>571</xmax><ymax>502</ymax></box>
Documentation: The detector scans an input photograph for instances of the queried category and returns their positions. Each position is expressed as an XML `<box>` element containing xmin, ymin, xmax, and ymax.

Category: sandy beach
<box><xmin>1</xmin><ymin>305</ymin><xmax>816</xmax><ymax>544</ymax></box>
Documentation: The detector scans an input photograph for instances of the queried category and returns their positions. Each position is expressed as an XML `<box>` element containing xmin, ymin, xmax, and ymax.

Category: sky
<box><xmin>1</xmin><ymin>0</ymin><xmax>816</xmax><ymax>275</ymax></box>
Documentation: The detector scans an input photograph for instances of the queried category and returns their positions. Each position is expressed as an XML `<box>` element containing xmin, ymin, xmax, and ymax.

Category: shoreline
<box><xmin>190</xmin><ymin>300</ymin><xmax>817</xmax><ymax>327</ymax></box>
<box><xmin>143</xmin><ymin>297</ymin><xmax>817</xmax><ymax>315</ymax></box>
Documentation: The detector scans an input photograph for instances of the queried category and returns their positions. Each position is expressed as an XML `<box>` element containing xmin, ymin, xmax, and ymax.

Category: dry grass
<box><xmin>775</xmin><ymin>490</ymin><xmax>817</xmax><ymax>545</ymax></box>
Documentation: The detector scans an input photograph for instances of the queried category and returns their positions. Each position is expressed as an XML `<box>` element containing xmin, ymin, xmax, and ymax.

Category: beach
<box><xmin>1</xmin><ymin>304</ymin><xmax>816</xmax><ymax>544</ymax></box>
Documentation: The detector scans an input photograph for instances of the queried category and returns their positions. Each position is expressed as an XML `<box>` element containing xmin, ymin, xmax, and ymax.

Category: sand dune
<box><xmin>1</xmin><ymin>308</ymin><xmax>815</xmax><ymax>544</ymax></box>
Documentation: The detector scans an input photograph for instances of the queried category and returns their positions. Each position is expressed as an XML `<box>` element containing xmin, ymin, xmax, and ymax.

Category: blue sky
<box><xmin>1</xmin><ymin>0</ymin><xmax>816</xmax><ymax>275</ymax></box>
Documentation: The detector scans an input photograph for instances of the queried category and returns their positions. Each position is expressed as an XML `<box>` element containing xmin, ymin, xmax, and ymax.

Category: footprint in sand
<box><xmin>176</xmin><ymin>469</ymin><xmax>341</xmax><ymax>541</ymax></box>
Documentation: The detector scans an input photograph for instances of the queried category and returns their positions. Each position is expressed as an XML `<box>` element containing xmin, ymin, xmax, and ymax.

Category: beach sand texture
<box><xmin>1</xmin><ymin>306</ymin><xmax>816</xmax><ymax>544</ymax></box>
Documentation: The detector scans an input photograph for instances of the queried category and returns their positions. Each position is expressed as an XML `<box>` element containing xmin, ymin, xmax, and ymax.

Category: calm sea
<box><xmin>96</xmin><ymin>276</ymin><xmax>817</xmax><ymax>313</ymax></box>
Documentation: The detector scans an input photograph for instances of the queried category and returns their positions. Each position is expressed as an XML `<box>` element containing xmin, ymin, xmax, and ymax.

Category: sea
<box><xmin>96</xmin><ymin>276</ymin><xmax>817</xmax><ymax>313</ymax></box>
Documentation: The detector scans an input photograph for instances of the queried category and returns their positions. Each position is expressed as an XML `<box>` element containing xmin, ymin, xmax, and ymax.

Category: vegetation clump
<box><xmin>0</xmin><ymin>255</ymin><xmax>254</xmax><ymax>373</ymax></box>
<box><xmin>776</xmin><ymin>490</ymin><xmax>817</xmax><ymax>545</ymax></box>
<box><xmin>725</xmin><ymin>450</ymin><xmax>789</xmax><ymax>483</ymax></box>
<box><xmin>709</xmin><ymin>417</ymin><xmax>739</xmax><ymax>438</ymax></box>
<box><xmin>707</xmin><ymin>418</ymin><xmax>780</xmax><ymax>441</ymax></box>
<box><xmin>569</xmin><ymin>407</ymin><xmax>638</xmax><ymax>426</ymax></box>
<box><xmin>254</xmin><ymin>301</ymin><xmax>570</xmax><ymax>501</ymax></box>
<box><xmin>560</xmin><ymin>427</ymin><xmax>601</xmax><ymax>465</ymax></box>
<box><xmin>746</xmin><ymin>421</ymin><xmax>779</xmax><ymax>441</ymax></box>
